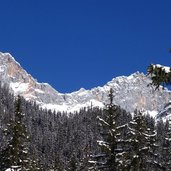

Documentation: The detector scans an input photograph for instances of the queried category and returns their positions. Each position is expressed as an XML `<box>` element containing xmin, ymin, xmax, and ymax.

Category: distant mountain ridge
<box><xmin>0</xmin><ymin>52</ymin><xmax>170</xmax><ymax>116</ymax></box>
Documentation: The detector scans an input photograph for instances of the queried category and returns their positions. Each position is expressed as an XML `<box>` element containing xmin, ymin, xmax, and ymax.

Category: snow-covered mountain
<box><xmin>0</xmin><ymin>52</ymin><xmax>171</xmax><ymax>115</ymax></box>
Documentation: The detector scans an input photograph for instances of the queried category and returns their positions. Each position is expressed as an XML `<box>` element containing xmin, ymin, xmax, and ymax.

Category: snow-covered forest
<box><xmin>0</xmin><ymin>83</ymin><xmax>171</xmax><ymax>171</ymax></box>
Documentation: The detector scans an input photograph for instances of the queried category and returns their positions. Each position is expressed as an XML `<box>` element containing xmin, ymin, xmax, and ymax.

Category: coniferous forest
<box><xmin>0</xmin><ymin>83</ymin><xmax>171</xmax><ymax>171</ymax></box>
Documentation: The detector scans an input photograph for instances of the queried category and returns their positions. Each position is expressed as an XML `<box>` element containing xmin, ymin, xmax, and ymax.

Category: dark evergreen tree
<box><xmin>147</xmin><ymin>64</ymin><xmax>171</xmax><ymax>89</ymax></box>
<box><xmin>0</xmin><ymin>96</ymin><xmax>39</xmax><ymax>170</ymax></box>
<box><xmin>89</xmin><ymin>88</ymin><xmax>128</xmax><ymax>171</ymax></box>
<box><xmin>160</xmin><ymin>118</ymin><xmax>171</xmax><ymax>170</ymax></box>
<box><xmin>78</xmin><ymin>142</ymin><xmax>92</xmax><ymax>171</ymax></box>
<box><xmin>68</xmin><ymin>153</ymin><xmax>78</xmax><ymax>171</ymax></box>
<box><xmin>124</xmin><ymin>111</ymin><xmax>159</xmax><ymax>171</ymax></box>
<box><xmin>147</xmin><ymin>46</ymin><xmax>171</xmax><ymax>90</ymax></box>
<box><xmin>147</xmin><ymin>48</ymin><xmax>171</xmax><ymax>88</ymax></box>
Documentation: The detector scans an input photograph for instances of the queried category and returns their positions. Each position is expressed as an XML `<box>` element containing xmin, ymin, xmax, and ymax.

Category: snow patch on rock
<box><xmin>0</xmin><ymin>52</ymin><xmax>171</xmax><ymax>117</ymax></box>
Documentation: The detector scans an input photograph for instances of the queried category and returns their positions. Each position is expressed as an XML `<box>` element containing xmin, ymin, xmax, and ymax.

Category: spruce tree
<box><xmin>125</xmin><ymin>111</ymin><xmax>159</xmax><ymax>171</ymax></box>
<box><xmin>161</xmin><ymin>117</ymin><xmax>171</xmax><ymax>170</ymax></box>
<box><xmin>147</xmin><ymin>63</ymin><xmax>171</xmax><ymax>89</ymax></box>
<box><xmin>89</xmin><ymin>88</ymin><xmax>127</xmax><ymax>170</ymax></box>
<box><xmin>0</xmin><ymin>96</ymin><xmax>40</xmax><ymax>170</ymax></box>
<box><xmin>68</xmin><ymin>153</ymin><xmax>78</xmax><ymax>171</ymax></box>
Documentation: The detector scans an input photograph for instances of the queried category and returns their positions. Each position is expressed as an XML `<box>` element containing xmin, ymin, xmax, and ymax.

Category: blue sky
<box><xmin>0</xmin><ymin>0</ymin><xmax>171</xmax><ymax>93</ymax></box>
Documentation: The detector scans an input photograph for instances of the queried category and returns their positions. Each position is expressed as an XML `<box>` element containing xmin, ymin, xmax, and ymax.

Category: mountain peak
<box><xmin>0</xmin><ymin>52</ymin><xmax>170</xmax><ymax>116</ymax></box>
<box><xmin>0</xmin><ymin>52</ymin><xmax>19</xmax><ymax>65</ymax></box>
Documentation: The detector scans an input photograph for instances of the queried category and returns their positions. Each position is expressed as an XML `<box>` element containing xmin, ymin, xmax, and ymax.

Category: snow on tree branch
<box><xmin>147</xmin><ymin>64</ymin><xmax>171</xmax><ymax>89</ymax></box>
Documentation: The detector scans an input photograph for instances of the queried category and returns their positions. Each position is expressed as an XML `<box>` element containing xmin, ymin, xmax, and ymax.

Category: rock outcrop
<box><xmin>0</xmin><ymin>52</ymin><xmax>171</xmax><ymax>115</ymax></box>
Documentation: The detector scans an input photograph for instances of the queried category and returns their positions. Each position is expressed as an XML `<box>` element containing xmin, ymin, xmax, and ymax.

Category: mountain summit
<box><xmin>0</xmin><ymin>52</ymin><xmax>170</xmax><ymax>115</ymax></box>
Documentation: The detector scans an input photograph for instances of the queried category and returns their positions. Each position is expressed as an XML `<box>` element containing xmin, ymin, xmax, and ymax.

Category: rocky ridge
<box><xmin>0</xmin><ymin>52</ymin><xmax>170</xmax><ymax>115</ymax></box>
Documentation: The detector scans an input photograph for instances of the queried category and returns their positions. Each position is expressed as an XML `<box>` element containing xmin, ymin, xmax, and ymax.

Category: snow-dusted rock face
<box><xmin>0</xmin><ymin>52</ymin><xmax>63</xmax><ymax>104</ymax></box>
<box><xmin>0</xmin><ymin>52</ymin><xmax>171</xmax><ymax>115</ymax></box>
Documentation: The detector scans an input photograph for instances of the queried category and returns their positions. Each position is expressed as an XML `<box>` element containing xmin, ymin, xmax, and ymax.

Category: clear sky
<box><xmin>0</xmin><ymin>0</ymin><xmax>171</xmax><ymax>93</ymax></box>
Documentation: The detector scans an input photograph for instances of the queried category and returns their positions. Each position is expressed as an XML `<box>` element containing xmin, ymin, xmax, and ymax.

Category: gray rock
<box><xmin>0</xmin><ymin>52</ymin><xmax>170</xmax><ymax>115</ymax></box>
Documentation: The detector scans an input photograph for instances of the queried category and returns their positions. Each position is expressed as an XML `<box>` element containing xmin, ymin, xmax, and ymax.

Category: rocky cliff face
<box><xmin>0</xmin><ymin>52</ymin><xmax>63</xmax><ymax>103</ymax></box>
<box><xmin>0</xmin><ymin>52</ymin><xmax>171</xmax><ymax>115</ymax></box>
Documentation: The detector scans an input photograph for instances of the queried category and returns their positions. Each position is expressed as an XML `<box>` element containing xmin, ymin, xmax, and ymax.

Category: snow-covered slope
<box><xmin>0</xmin><ymin>52</ymin><xmax>171</xmax><ymax>115</ymax></box>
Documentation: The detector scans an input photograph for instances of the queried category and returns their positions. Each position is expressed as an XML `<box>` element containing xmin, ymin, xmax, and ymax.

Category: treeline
<box><xmin>0</xmin><ymin>84</ymin><xmax>170</xmax><ymax>170</ymax></box>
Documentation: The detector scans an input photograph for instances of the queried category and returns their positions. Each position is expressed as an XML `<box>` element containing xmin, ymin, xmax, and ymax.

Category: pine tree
<box><xmin>147</xmin><ymin>64</ymin><xmax>171</xmax><ymax>89</ymax></box>
<box><xmin>79</xmin><ymin>143</ymin><xmax>92</xmax><ymax>171</ymax></box>
<box><xmin>125</xmin><ymin>111</ymin><xmax>159</xmax><ymax>171</ymax></box>
<box><xmin>68</xmin><ymin>153</ymin><xmax>78</xmax><ymax>171</ymax></box>
<box><xmin>89</xmin><ymin>88</ymin><xmax>127</xmax><ymax>170</ymax></box>
<box><xmin>0</xmin><ymin>96</ymin><xmax>40</xmax><ymax>170</ymax></box>
<box><xmin>161</xmin><ymin>117</ymin><xmax>171</xmax><ymax>170</ymax></box>
<box><xmin>147</xmin><ymin>48</ymin><xmax>171</xmax><ymax>88</ymax></box>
